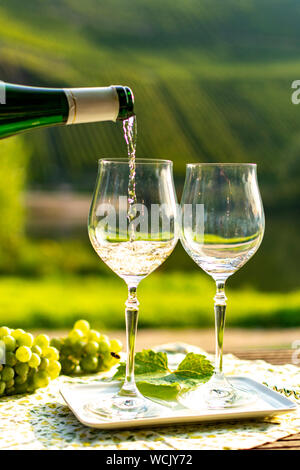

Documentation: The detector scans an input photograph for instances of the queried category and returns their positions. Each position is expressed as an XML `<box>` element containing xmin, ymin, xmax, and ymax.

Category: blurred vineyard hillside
<box><xmin>0</xmin><ymin>0</ymin><xmax>299</xmax><ymax>205</ymax></box>
<box><xmin>0</xmin><ymin>0</ymin><xmax>300</xmax><ymax>329</ymax></box>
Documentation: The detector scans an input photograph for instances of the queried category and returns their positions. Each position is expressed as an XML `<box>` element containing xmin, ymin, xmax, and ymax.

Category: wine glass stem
<box><xmin>118</xmin><ymin>284</ymin><xmax>140</xmax><ymax>398</ymax></box>
<box><xmin>214</xmin><ymin>280</ymin><xmax>227</xmax><ymax>376</ymax></box>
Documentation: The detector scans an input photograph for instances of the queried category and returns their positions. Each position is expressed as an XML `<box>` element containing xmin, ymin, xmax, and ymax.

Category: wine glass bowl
<box><xmin>181</xmin><ymin>163</ymin><xmax>264</xmax><ymax>281</ymax></box>
<box><xmin>89</xmin><ymin>158</ymin><xmax>178</xmax><ymax>284</ymax></box>
<box><xmin>180</xmin><ymin>163</ymin><xmax>265</xmax><ymax>408</ymax></box>
<box><xmin>87</xmin><ymin>158</ymin><xmax>178</xmax><ymax>418</ymax></box>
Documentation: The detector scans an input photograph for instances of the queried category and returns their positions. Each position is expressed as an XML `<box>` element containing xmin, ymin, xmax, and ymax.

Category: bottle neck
<box><xmin>114</xmin><ymin>86</ymin><xmax>135</xmax><ymax>121</ymax></box>
<box><xmin>64</xmin><ymin>86</ymin><xmax>134</xmax><ymax>124</ymax></box>
<box><xmin>64</xmin><ymin>86</ymin><xmax>119</xmax><ymax>124</ymax></box>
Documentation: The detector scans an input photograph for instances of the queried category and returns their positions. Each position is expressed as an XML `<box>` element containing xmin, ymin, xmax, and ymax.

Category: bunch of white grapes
<box><xmin>0</xmin><ymin>321</ymin><xmax>122</xmax><ymax>397</ymax></box>
<box><xmin>0</xmin><ymin>327</ymin><xmax>61</xmax><ymax>396</ymax></box>
<box><xmin>50</xmin><ymin>320</ymin><xmax>122</xmax><ymax>375</ymax></box>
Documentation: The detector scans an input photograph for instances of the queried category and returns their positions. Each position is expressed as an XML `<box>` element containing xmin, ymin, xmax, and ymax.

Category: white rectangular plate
<box><xmin>60</xmin><ymin>377</ymin><xmax>297</xmax><ymax>430</ymax></box>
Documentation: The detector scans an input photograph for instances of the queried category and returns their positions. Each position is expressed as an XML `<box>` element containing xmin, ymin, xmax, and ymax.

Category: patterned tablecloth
<box><xmin>1</xmin><ymin>343</ymin><xmax>300</xmax><ymax>450</ymax></box>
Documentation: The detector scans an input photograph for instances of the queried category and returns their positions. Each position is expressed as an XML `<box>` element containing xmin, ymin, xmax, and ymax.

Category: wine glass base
<box><xmin>86</xmin><ymin>394</ymin><xmax>165</xmax><ymax>420</ymax></box>
<box><xmin>179</xmin><ymin>376</ymin><xmax>257</xmax><ymax>410</ymax></box>
<box><xmin>204</xmin><ymin>386</ymin><xmax>256</xmax><ymax>409</ymax></box>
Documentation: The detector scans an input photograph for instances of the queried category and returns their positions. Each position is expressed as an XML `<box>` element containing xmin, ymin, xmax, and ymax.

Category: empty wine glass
<box><xmin>180</xmin><ymin>163</ymin><xmax>265</xmax><ymax>408</ymax></box>
<box><xmin>87</xmin><ymin>158</ymin><xmax>178</xmax><ymax>419</ymax></box>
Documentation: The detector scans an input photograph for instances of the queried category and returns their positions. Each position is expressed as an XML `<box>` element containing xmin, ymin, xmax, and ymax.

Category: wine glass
<box><xmin>180</xmin><ymin>163</ymin><xmax>265</xmax><ymax>408</ymax></box>
<box><xmin>87</xmin><ymin>158</ymin><xmax>178</xmax><ymax>418</ymax></box>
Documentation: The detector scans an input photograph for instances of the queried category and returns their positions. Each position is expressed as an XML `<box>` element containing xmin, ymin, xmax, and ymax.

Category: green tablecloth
<box><xmin>1</xmin><ymin>344</ymin><xmax>300</xmax><ymax>450</ymax></box>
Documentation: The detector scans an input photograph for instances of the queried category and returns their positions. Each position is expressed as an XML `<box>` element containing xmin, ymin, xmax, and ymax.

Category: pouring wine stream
<box><xmin>123</xmin><ymin>115</ymin><xmax>137</xmax><ymax>242</ymax></box>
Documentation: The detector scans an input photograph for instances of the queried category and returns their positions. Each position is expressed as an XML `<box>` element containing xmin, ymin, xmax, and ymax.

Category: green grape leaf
<box><xmin>113</xmin><ymin>349</ymin><xmax>169</xmax><ymax>379</ymax></box>
<box><xmin>137</xmin><ymin>379</ymin><xmax>181</xmax><ymax>401</ymax></box>
<box><xmin>175</xmin><ymin>352</ymin><xmax>214</xmax><ymax>381</ymax></box>
<box><xmin>113</xmin><ymin>350</ymin><xmax>214</xmax><ymax>400</ymax></box>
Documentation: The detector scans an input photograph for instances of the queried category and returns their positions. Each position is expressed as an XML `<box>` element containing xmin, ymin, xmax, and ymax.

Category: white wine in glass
<box><xmin>87</xmin><ymin>158</ymin><xmax>178</xmax><ymax>418</ymax></box>
<box><xmin>180</xmin><ymin>163</ymin><xmax>265</xmax><ymax>409</ymax></box>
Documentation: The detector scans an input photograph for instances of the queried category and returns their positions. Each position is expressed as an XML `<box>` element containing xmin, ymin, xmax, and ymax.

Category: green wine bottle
<box><xmin>0</xmin><ymin>82</ymin><xmax>134</xmax><ymax>139</ymax></box>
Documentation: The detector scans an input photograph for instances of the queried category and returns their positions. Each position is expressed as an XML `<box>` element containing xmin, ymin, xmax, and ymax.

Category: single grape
<box><xmin>5</xmin><ymin>351</ymin><xmax>17</xmax><ymax>367</ymax></box>
<box><xmin>31</xmin><ymin>344</ymin><xmax>42</xmax><ymax>356</ymax></box>
<box><xmin>72</xmin><ymin>339</ymin><xmax>87</xmax><ymax>358</ymax></box>
<box><xmin>95</xmin><ymin>350</ymin><xmax>110</xmax><ymax>371</ymax></box>
<box><xmin>16</xmin><ymin>346</ymin><xmax>32</xmax><ymax>363</ymax></box>
<box><xmin>2</xmin><ymin>366</ymin><xmax>14</xmax><ymax>382</ymax></box>
<box><xmin>28</xmin><ymin>353</ymin><xmax>41</xmax><ymax>369</ymax></box>
<box><xmin>2</xmin><ymin>335</ymin><xmax>16</xmax><ymax>352</ymax></box>
<box><xmin>26</xmin><ymin>382</ymin><xmax>36</xmax><ymax>393</ymax></box>
<box><xmin>43</xmin><ymin>346</ymin><xmax>59</xmax><ymax>361</ymax></box>
<box><xmin>34</xmin><ymin>334</ymin><xmax>50</xmax><ymax>349</ymax></box>
<box><xmin>110</xmin><ymin>339</ymin><xmax>123</xmax><ymax>353</ymax></box>
<box><xmin>48</xmin><ymin>360</ymin><xmax>61</xmax><ymax>379</ymax></box>
<box><xmin>50</xmin><ymin>338</ymin><xmax>62</xmax><ymax>351</ymax></box>
<box><xmin>39</xmin><ymin>357</ymin><xmax>50</xmax><ymax>371</ymax></box>
<box><xmin>6</xmin><ymin>379</ymin><xmax>14</xmax><ymax>388</ymax></box>
<box><xmin>101</xmin><ymin>350</ymin><xmax>111</xmax><ymax>361</ymax></box>
<box><xmin>11</xmin><ymin>328</ymin><xmax>25</xmax><ymax>339</ymax></box>
<box><xmin>15</xmin><ymin>374</ymin><xmax>27</xmax><ymax>385</ymax></box>
<box><xmin>88</xmin><ymin>330</ymin><xmax>101</xmax><ymax>342</ymax></box>
<box><xmin>42</xmin><ymin>346</ymin><xmax>59</xmax><ymax>361</ymax></box>
<box><xmin>68</xmin><ymin>329</ymin><xmax>84</xmax><ymax>343</ymax></box>
<box><xmin>25</xmin><ymin>377</ymin><xmax>34</xmax><ymax>391</ymax></box>
<box><xmin>0</xmin><ymin>364</ymin><xmax>3</xmax><ymax>372</ymax></box>
<box><xmin>0</xmin><ymin>327</ymin><xmax>11</xmax><ymax>337</ymax></box>
<box><xmin>18</xmin><ymin>332</ymin><xmax>34</xmax><ymax>348</ymax></box>
<box><xmin>5</xmin><ymin>386</ymin><xmax>15</xmax><ymax>395</ymax></box>
<box><xmin>0</xmin><ymin>381</ymin><xmax>5</xmax><ymax>395</ymax></box>
<box><xmin>84</xmin><ymin>341</ymin><xmax>99</xmax><ymax>356</ymax></box>
<box><xmin>96</xmin><ymin>359</ymin><xmax>107</xmax><ymax>372</ymax></box>
<box><xmin>60</xmin><ymin>358</ymin><xmax>76</xmax><ymax>374</ymax></box>
<box><xmin>100</xmin><ymin>334</ymin><xmax>110</xmax><ymax>342</ymax></box>
<box><xmin>15</xmin><ymin>363</ymin><xmax>29</xmax><ymax>377</ymax></box>
<box><xmin>33</xmin><ymin>370</ymin><xmax>50</xmax><ymax>389</ymax></box>
<box><xmin>80</xmin><ymin>356</ymin><xmax>98</xmax><ymax>372</ymax></box>
<box><xmin>98</xmin><ymin>337</ymin><xmax>111</xmax><ymax>354</ymax></box>
<box><xmin>74</xmin><ymin>320</ymin><xmax>90</xmax><ymax>335</ymax></box>
<box><xmin>60</xmin><ymin>344</ymin><xmax>73</xmax><ymax>357</ymax></box>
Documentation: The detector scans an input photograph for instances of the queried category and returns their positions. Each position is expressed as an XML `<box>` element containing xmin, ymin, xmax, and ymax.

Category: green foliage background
<box><xmin>0</xmin><ymin>0</ymin><xmax>299</xmax><ymax>206</ymax></box>
<box><xmin>0</xmin><ymin>137</ymin><xmax>29</xmax><ymax>272</ymax></box>
<box><xmin>0</xmin><ymin>0</ymin><xmax>299</xmax><ymax>329</ymax></box>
